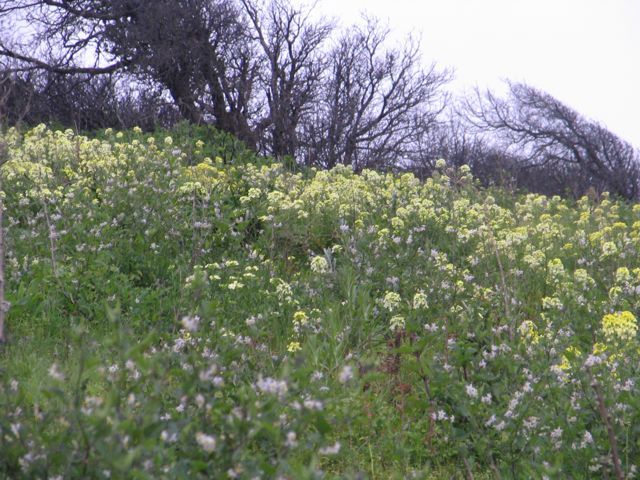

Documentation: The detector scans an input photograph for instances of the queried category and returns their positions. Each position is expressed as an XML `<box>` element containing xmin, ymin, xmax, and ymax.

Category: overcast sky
<box><xmin>301</xmin><ymin>0</ymin><xmax>640</xmax><ymax>147</ymax></box>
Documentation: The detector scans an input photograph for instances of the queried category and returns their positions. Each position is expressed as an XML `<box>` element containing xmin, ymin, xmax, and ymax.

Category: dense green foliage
<box><xmin>1</xmin><ymin>125</ymin><xmax>640</xmax><ymax>478</ymax></box>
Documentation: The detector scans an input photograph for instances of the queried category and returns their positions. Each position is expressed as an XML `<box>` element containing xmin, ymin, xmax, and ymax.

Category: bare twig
<box><xmin>463</xmin><ymin>457</ymin><xmax>475</xmax><ymax>480</ymax></box>
<box><xmin>41</xmin><ymin>198</ymin><xmax>58</xmax><ymax>277</ymax></box>
<box><xmin>590</xmin><ymin>370</ymin><xmax>624</xmax><ymax>480</ymax></box>
<box><xmin>482</xmin><ymin>205</ymin><xmax>513</xmax><ymax>340</ymax></box>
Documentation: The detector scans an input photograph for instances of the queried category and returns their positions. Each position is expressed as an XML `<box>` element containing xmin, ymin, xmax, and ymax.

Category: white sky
<box><xmin>303</xmin><ymin>0</ymin><xmax>640</xmax><ymax>147</ymax></box>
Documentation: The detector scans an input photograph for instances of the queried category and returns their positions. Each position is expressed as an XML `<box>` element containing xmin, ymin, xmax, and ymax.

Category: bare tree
<box><xmin>0</xmin><ymin>1</ymin><xmax>453</xmax><ymax>172</ymax></box>
<box><xmin>465</xmin><ymin>82</ymin><xmax>640</xmax><ymax>199</ymax></box>
<box><xmin>241</xmin><ymin>0</ymin><xmax>333</xmax><ymax>159</ymax></box>
<box><xmin>299</xmin><ymin>18</ymin><xmax>450</xmax><ymax>171</ymax></box>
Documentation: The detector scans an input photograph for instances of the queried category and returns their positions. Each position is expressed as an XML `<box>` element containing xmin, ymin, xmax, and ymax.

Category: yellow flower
<box><xmin>546</xmin><ymin>258</ymin><xmax>565</xmax><ymax>280</ymax></box>
<box><xmin>227</xmin><ymin>280</ymin><xmax>244</xmax><ymax>290</ymax></box>
<box><xmin>601</xmin><ymin>241</ymin><xmax>617</xmax><ymax>257</ymax></box>
<box><xmin>382</xmin><ymin>291</ymin><xmax>402</xmax><ymax>311</ymax></box>
<box><xmin>615</xmin><ymin>267</ymin><xmax>631</xmax><ymax>284</ymax></box>
<box><xmin>310</xmin><ymin>255</ymin><xmax>329</xmax><ymax>274</ymax></box>
<box><xmin>518</xmin><ymin>320</ymin><xmax>539</xmax><ymax>344</ymax></box>
<box><xmin>389</xmin><ymin>315</ymin><xmax>405</xmax><ymax>332</ymax></box>
<box><xmin>592</xmin><ymin>342</ymin><xmax>607</xmax><ymax>356</ymax></box>
<box><xmin>602</xmin><ymin>311</ymin><xmax>637</xmax><ymax>344</ymax></box>
<box><xmin>293</xmin><ymin>311</ymin><xmax>308</xmax><ymax>326</ymax></box>
<box><xmin>559</xmin><ymin>346</ymin><xmax>582</xmax><ymax>371</ymax></box>
<box><xmin>412</xmin><ymin>291</ymin><xmax>429</xmax><ymax>310</ymax></box>
<box><xmin>287</xmin><ymin>341</ymin><xmax>302</xmax><ymax>353</ymax></box>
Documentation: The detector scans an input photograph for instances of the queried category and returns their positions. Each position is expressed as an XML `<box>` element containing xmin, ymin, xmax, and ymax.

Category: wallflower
<box><xmin>382</xmin><ymin>291</ymin><xmax>401</xmax><ymax>311</ymax></box>
<box><xmin>389</xmin><ymin>315</ymin><xmax>405</xmax><ymax>332</ymax></box>
<box><xmin>541</xmin><ymin>296</ymin><xmax>563</xmax><ymax>311</ymax></box>
<box><xmin>559</xmin><ymin>346</ymin><xmax>582</xmax><ymax>371</ymax></box>
<box><xmin>412</xmin><ymin>291</ymin><xmax>429</xmax><ymax>310</ymax></box>
<box><xmin>518</xmin><ymin>320</ymin><xmax>539</xmax><ymax>344</ymax></box>
<box><xmin>547</xmin><ymin>258</ymin><xmax>565</xmax><ymax>280</ymax></box>
<box><xmin>601</xmin><ymin>241</ymin><xmax>617</xmax><ymax>257</ymax></box>
<box><xmin>602</xmin><ymin>311</ymin><xmax>637</xmax><ymax>344</ymax></box>
<box><xmin>615</xmin><ymin>267</ymin><xmax>631</xmax><ymax>283</ymax></box>
<box><xmin>293</xmin><ymin>310</ymin><xmax>308</xmax><ymax>326</ymax></box>
<box><xmin>310</xmin><ymin>255</ymin><xmax>329</xmax><ymax>274</ymax></box>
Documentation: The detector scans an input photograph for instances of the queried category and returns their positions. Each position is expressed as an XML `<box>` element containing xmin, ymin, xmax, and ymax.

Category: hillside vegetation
<box><xmin>1</xmin><ymin>125</ymin><xmax>640</xmax><ymax>479</ymax></box>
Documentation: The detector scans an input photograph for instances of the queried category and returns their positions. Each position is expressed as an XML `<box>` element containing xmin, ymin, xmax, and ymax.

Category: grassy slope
<box><xmin>1</xmin><ymin>125</ymin><xmax>640</xmax><ymax>479</ymax></box>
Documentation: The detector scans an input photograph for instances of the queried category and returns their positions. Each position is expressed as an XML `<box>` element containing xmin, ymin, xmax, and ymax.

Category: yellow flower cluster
<box><xmin>602</xmin><ymin>311</ymin><xmax>638</xmax><ymax>344</ymax></box>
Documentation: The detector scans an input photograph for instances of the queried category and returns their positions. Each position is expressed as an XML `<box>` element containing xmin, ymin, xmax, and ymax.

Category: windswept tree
<box><xmin>465</xmin><ymin>82</ymin><xmax>640</xmax><ymax>199</ymax></box>
<box><xmin>0</xmin><ymin>0</ymin><xmax>260</xmax><ymax>146</ymax></box>
<box><xmin>300</xmin><ymin>18</ymin><xmax>450</xmax><ymax>171</ymax></box>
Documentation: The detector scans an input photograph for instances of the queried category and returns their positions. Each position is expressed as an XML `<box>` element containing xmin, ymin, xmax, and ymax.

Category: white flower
<box><xmin>195</xmin><ymin>432</ymin><xmax>217</xmax><ymax>453</ymax></box>
<box><xmin>584</xmin><ymin>354</ymin><xmax>602</xmax><ymax>368</ymax></box>
<box><xmin>550</xmin><ymin>427</ymin><xmax>563</xmax><ymax>449</ymax></box>
<box><xmin>465</xmin><ymin>383</ymin><xmax>478</xmax><ymax>398</ymax></box>
<box><xmin>424</xmin><ymin>322</ymin><xmax>439</xmax><ymax>332</ymax></box>
<box><xmin>303</xmin><ymin>399</ymin><xmax>324</xmax><ymax>411</ymax></box>
<box><xmin>523</xmin><ymin>416</ymin><xmax>538</xmax><ymax>430</ymax></box>
<box><xmin>285</xmin><ymin>431</ymin><xmax>298</xmax><ymax>448</ymax></box>
<box><xmin>48</xmin><ymin>363</ymin><xmax>65</xmax><ymax>381</ymax></box>
<box><xmin>338</xmin><ymin>365</ymin><xmax>354</xmax><ymax>384</ymax></box>
<box><xmin>485</xmin><ymin>414</ymin><xmax>496</xmax><ymax>427</ymax></box>
<box><xmin>580</xmin><ymin>431</ymin><xmax>594</xmax><ymax>448</ymax></box>
<box><xmin>319</xmin><ymin>441</ymin><xmax>341</xmax><ymax>455</ymax></box>
<box><xmin>181</xmin><ymin>315</ymin><xmax>201</xmax><ymax>332</ymax></box>
<box><xmin>256</xmin><ymin>376</ymin><xmax>288</xmax><ymax>398</ymax></box>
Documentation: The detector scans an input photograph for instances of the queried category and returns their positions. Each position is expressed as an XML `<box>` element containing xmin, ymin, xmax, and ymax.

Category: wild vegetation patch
<box><xmin>1</xmin><ymin>126</ymin><xmax>640</xmax><ymax>478</ymax></box>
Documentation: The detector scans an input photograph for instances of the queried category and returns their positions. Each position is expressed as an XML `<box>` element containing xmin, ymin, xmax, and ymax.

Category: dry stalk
<box><xmin>590</xmin><ymin>370</ymin><xmax>624</xmax><ymax>480</ymax></box>
<box><xmin>0</xmin><ymin>178</ymin><xmax>6</xmax><ymax>343</ymax></box>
